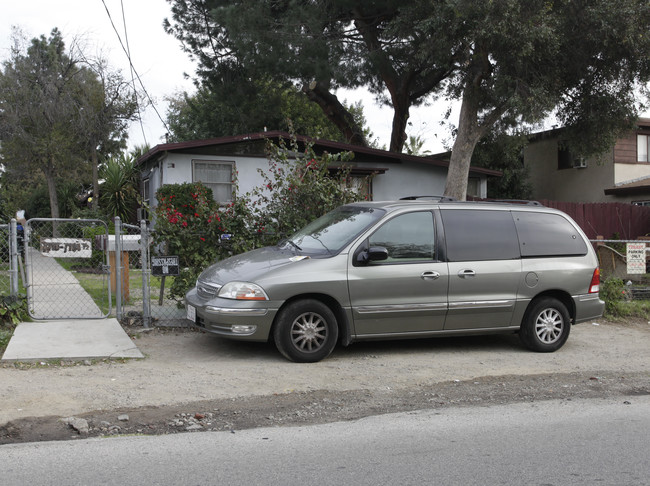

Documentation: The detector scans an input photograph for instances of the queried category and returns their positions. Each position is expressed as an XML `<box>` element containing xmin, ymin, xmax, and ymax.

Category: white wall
<box><xmin>144</xmin><ymin>152</ymin><xmax>484</xmax><ymax>206</ymax></box>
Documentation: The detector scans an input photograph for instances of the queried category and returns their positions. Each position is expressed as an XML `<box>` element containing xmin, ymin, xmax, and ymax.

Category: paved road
<box><xmin>1</xmin><ymin>396</ymin><xmax>648</xmax><ymax>485</ymax></box>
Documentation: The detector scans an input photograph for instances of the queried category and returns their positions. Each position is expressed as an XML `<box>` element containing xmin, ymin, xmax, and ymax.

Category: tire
<box><xmin>273</xmin><ymin>299</ymin><xmax>339</xmax><ymax>363</ymax></box>
<box><xmin>519</xmin><ymin>297</ymin><xmax>571</xmax><ymax>352</ymax></box>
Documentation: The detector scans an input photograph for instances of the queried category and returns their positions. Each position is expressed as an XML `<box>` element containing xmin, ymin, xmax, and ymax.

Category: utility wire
<box><xmin>120</xmin><ymin>0</ymin><xmax>147</xmax><ymax>144</ymax></box>
<box><xmin>100</xmin><ymin>0</ymin><xmax>170</xmax><ymax>137</ymax></box>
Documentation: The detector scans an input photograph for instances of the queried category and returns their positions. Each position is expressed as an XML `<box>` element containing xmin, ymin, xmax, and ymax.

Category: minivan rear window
<box><xmin>513</xmin><ymin>211</ymin><xmax>588</xmax><ymax>257</ymax></box>
<box><xmin>441</xmin><ymin>209</ymin><xmax>520</xmax><ymax>261</ymax></box>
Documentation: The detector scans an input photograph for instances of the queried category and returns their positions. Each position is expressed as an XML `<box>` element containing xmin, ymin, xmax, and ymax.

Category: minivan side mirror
<box><xmin>357</xmin><ymin>246</ymin><xmax>389</xmax><ymax>264</ymax></box>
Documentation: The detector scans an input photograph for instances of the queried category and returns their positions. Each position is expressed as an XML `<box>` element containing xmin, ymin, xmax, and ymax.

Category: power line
<box><xmin>100</xmin><ymin>0</ymin><xmax>170</xmax><ymax>140</ymax></box>
<box><xmin>120</xmin><ymin>0</ymin><xmax>147</xmax><ymax>144</ymax></box>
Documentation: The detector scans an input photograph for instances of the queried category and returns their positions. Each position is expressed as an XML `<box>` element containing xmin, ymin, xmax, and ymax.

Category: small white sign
<box><xmin>186</xmin><ymin>304</ymin><xmax>196</xmax><ymax>322</ymax></box>
<box><xmin>40</xmin><ymin>238</ymin><xmax>92</xmax><ymax>258</ymax></box>
<box><xmin>626</xmin><ymin>242</ymin><xmax>646</xmax><ymax>274</ymax></box>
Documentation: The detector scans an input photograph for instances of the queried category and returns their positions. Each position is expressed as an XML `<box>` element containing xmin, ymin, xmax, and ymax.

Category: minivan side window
<box><xmin>513</xmin><ymin>211</ymin><xmax>588</xmax><ymax>257</ymax></box>
<box><xmin>441</xmin><ymin>209</ymin><xmax>520</xmax><ymax>261</ymax></box>
<box><xmin>368</xmin><ymin>211</ymin><xmax>436</xmax><ymax>262</ymax></box>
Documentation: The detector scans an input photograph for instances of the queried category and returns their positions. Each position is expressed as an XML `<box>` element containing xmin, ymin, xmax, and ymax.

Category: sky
<box><xmin>0</xmin><ymin>0</ymin><xmax>456</xmax><ymax>154</ymax></box>
<box><xmin>0</xmin><ymin>0</ymin><xmax>468</xmax><ymax>156</ymax></box>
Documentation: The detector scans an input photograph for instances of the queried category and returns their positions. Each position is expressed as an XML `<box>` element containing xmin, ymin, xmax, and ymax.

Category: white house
<box><xmin>136</xmin><ymin>131</ymin><xmax>500</xmax><ymax>211</ymax></box>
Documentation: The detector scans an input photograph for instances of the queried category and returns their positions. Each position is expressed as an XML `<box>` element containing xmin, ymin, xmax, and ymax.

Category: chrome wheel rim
<box><xmin>291</xmin><ymin>312</ymin><xmax>327</xmax><ymax>352</ymax></box>
<box><xmin>535</xmin><ymin>308</ymin><xmax>564</xmax><ymax>344</ymax></box>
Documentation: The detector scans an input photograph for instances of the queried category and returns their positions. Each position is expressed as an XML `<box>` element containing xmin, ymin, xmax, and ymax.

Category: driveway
<box><xmin>1</xmin><ymin>318</ymin><xmax>648</xmax><ymax>443</ymax></box>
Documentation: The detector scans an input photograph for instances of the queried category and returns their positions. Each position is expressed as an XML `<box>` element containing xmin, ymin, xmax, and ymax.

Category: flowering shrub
<box><xmin>154</xmin><ymin>134</ymin><xmax>368</xmax><ymax>303</ymax></box>
<box><xmin>249</xmin><ymin>136</ymin><xmax>364</xmax><ymax>238</ymax></box>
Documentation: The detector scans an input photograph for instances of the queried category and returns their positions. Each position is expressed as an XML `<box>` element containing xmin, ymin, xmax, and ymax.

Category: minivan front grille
<box><xmin>197</xmin><ymin>282</ymin><xmax>221</xmax><ymax>299</ymax></box>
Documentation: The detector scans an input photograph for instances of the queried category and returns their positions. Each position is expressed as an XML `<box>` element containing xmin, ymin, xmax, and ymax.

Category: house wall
<box><xmin>145</xmin><ymin>153</ymin><xmax>270</xmax><ymax>209</ymax></box>
<box><xmin>367</xmin><ymin>161</ymin><xmax>448</xmax><ymax>200</ymax></box>
<box><xmin>524</xmin><ymin>138</ymin><xmax>616</xmax><ymax>203</ymax></box>
<box><xmin>613</xmin><ymin>133</ymin><xmax>650</xmax><ymax>183</ymax></box>
<box><xmin>143</xmin><ymin>152</ymin><xmax>487</xmax><ymax>208</ymax></box>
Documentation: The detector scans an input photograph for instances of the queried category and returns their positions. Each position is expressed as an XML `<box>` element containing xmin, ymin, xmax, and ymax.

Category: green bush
<box><xmin>0</xmin><ymin>294</ymin><xmax>28</xmax><ymax>326</ymax></box>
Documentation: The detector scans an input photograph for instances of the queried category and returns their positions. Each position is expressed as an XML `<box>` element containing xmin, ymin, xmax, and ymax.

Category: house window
<box><xmin>340</xmin><ymin>175</ymin><xmax>372</xmax><ymax>200</ymax></box>
<box><xmin>633</xmin><ymin>200</ymin><xmax>650</xmax><ymax>206</ymax></box>
<box><xmin>558</xmin><ymin>143</ymin><xmax>573</xmax><ymax>169</ymax></box>
<box><xmin>637</xmin><ymin>135</ymin><xmax>649</xmax><ymax>162</ymax></box>
<box><xmin>192</xmin><ymin>160</ymin><xmax>235</xmax><ymax>204</ymax></box>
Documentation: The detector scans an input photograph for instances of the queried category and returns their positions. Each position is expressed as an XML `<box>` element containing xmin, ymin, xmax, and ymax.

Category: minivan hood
<box><xmin>198</xmin><ymin>246</ymin><xmax>307</xmax><ymax>285</ymax></box>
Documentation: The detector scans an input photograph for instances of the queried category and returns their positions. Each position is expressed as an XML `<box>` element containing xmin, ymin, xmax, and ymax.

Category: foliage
<box><xmin>0</xmin><ymin>294</ymin><xmax>28</xmax><ymax>327</ymax></box>
<box><xmin>153</xmin><ymin>134</ymin><xmax>366</xmax><ymax>302</ymax></box>
<box><xmin>600</xmin><ymin>277</ymin><xmax>650</xmax><ymax>319</ymax></box>
<box><xmin>0</xmin><ymin>28</ymin><xmax>139</xmax><ymax>219</ymax></box>
<box><xmin>166</xmin><ymin>0</ymin><xmax>650</xmax><ymax>199</ymax></box>
<box><xmin>100</xmin><ymin>153</ymin><xmax>141</xmax><ymax>224</ymax></box>
<box><xmin>249</xmin><ymin>136</ymin><xmax>366</xmax><ymax>238</ymax></box>
<box><xmin>471</xmin><ymin>132</ymin><xmax>532</xmax><ymax>200</ymax></box>
<box><xmin>164</xmin><ymin>82</ymin><xmax>371</xmax><ymax>144</ymax></box>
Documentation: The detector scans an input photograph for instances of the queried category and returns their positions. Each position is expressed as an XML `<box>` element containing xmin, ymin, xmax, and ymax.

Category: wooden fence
<box><xmin>538</xmin><ymin>200</ymin><xmax>650</xmax><ymax>240</ymax></box>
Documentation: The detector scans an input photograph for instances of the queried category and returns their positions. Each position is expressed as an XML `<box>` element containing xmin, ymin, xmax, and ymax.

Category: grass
<box><xmin>56</xmin><ymin>259</ymin><xmax>177</xmax><ymax>315</ymax></box>
<box><xmin>604</xmin><ymin>300</ymin><xmax>650</xmax><ymax>320</ymax></box>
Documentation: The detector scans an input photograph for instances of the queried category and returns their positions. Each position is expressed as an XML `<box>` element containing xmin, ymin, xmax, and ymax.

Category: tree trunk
<box><xmin>388</xmin><ymin>92</ymin><xmax>410</xmax><ymax>153</ymax></box>
<box><xmin>444</xmin><ymin>90</ymin><xmax>484</xmax><ymax>201</ymax></box>
<box><xmin>91</xmin><ymin>147</ymin><xmax>99</xmax><ymax>211</ymax></box>
<box><xmin>302</xmin><ymin>82</ymin><xmax>369</xmax><ymax>147</ymax></box>
<box><xmin>44</xmin><ymin>156</ymin><xmax>60</xmax><ymax>219</ymax></box>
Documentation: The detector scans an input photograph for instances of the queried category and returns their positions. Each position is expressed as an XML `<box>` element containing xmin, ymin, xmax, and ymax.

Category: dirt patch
<box><xmin>2</xmin><ymin>371</ymin><xmax>648</xmax><ymax>444</ymax></box>
<box><xmin>1</xmin><ymin>318</ymin><xmax>648</xmax><ymax>444</ymax></box>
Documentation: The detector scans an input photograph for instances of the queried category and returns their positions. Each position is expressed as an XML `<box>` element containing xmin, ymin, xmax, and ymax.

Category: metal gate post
<box><xmin>23</xmin><ymin>220</ymin><xmax>33</xmax><ymax>308</ymax></box>
<box><xmin>115</xmin><ymin>217</ymin><xmax>123</xmax><ymax>321</ymax></box>
<box><xmin>140</xmin><ymin>220</ymin><xmax>151</xmax><ymax>328</ymax></box>
<box><xmin>9</xmin><ymin>219</ymin><xmax>19</xmax><ymax>296</ymax></box>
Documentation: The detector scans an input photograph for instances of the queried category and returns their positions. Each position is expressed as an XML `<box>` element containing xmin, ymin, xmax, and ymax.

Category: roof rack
<box><xmin>399</xmin><ymin>195</ymin><xmax>457</xmax><ymax>202</ymax></box>
<box><xmin>489</xmin><ymin>199</ymin><xmax>543</xmax><ymax>206</ymax></box>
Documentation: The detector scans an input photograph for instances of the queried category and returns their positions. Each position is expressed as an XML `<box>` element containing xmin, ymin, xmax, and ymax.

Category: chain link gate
<box><xmin>24</xmin><ymin>218</ymin><xmax>111</xmax><ymax>319</ymax></box>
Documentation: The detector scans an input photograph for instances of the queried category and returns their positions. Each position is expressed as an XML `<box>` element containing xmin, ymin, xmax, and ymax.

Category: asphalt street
<box><xmin>1</xmin><ymin>396</ymin><xmax>648</xmax><ymax>486</ymax></box>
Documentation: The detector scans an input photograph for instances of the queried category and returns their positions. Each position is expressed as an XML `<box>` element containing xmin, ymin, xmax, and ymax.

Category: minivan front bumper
<box><xmin>185</xmin><ymin>287</ymin><xmax>279</xmax><ymax>341</ymax></box>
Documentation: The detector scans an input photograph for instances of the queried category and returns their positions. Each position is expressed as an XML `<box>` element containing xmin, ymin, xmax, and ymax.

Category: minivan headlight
<box><xmin>218</xmin><ymin>282</ymin><xmax>269</xmax><ymax>301</ymax></box>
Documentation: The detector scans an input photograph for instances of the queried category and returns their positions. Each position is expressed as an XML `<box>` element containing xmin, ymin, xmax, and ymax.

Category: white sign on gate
<box><xmin>40</xmin><ymin>238</ymin><xmax>92</xmax><ymax>258</ymax></box>
<box><xmin>626</xmin><ymin>242</ymin><xmax>646</xmax><ymax>274</ymax></box>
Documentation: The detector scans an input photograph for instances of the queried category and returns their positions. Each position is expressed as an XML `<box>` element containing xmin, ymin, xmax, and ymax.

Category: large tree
<box><xmin>0</xmin><ymin>28</ymin><xmax>139</xmax><ymax>217</ymax></box>
<box><xmin>440</xmin><ymin>0</ymin><xmax>650</xmax><ymax>199</ymax></box>
<box><xmin>166</xmin><ymin>0</ymin><xmax>650</xmax><ymax>199</ymax></box>
<box><xmin>164</xmin><ymin>0</ymin><xmax>456</xmax><ymax>151</ymax></box>
<box><xmin>165</xmin><ymin>80</ymin><xmax>372</xmax><ymax>144</ymax></box>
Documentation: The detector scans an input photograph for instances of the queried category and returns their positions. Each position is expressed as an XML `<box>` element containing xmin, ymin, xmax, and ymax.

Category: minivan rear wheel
<box><xmin>273</xmin><ymin>299</ymin><xmax>338</xmax><ymax>363</ymax></box>
<box><xmin>520</xmin><ymin>297</ymin><xmax>571</xmax><ymax>352</ymax></box>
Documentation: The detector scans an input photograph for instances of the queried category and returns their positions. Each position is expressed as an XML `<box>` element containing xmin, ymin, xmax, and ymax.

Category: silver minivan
<box><xmin>185</xmin><ymin>200</ymin><xmax>604</xmax><ymax>362</ymax></box>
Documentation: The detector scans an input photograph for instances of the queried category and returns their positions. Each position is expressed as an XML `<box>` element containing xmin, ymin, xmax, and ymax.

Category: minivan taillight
<box><xmin>589</xmin><ymin>268</ymin><xmax>600</xmax><ymax>293</ymax></box>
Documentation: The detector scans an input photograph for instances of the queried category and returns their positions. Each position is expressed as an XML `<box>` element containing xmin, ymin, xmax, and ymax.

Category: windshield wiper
<box><xmin>281</xmin><ymin>239</ymin><xmax>302</xmax><ymax>251</ymax></box>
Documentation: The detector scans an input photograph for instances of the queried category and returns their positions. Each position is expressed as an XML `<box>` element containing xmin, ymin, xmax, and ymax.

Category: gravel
<box><xmin>1</xmin><ymin>318</ymin><xmax>648</xmax><ymax>444</ymax></box>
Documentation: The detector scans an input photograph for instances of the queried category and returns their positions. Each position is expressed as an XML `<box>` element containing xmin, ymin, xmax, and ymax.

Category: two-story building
<box><xmin>524</xmin><ymin>118</ymin><xmax>650</xmax><ymax>205</ymax></box>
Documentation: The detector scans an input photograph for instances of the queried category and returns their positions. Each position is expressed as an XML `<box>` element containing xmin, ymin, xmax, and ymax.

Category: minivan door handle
<box><xmin>458</xmin><ymin>269</ymin><xmax>476</xmax><ymax>278</ymax></box>
<box><xmin>421</xmin><ymin>271</ymin><xmax>440</xmax><ymax>280</ymax></box>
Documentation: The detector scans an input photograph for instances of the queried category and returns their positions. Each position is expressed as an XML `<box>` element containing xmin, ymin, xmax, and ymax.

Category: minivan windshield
<box><xmin>283</xmin><ymin>205</ymin><xmax>385</xmax><ymax>256</ymax></box>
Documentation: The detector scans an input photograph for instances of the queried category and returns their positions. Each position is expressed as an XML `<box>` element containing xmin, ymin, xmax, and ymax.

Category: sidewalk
<box><xmin>1</xmin><ymin>319</ymin><xmax>143</xmax><ymax>362</ymax></box>
<box><xmin>27</xmin><ymin>248</ymin><xmax>104</xmax><ymax>319</ymax></box>
<box><xmin>1</xmin><ymin>248</ymin><xmax>143</xmax><ymax>362</ymax></box>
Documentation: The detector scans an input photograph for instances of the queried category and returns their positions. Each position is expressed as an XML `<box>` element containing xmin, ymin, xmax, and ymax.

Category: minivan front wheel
<box><xmin>520</xmin><ymin>297</ymin><xmax>571</xmax><ymax>352</ymax></box>
<box><xmin>273</xmin><ymin>299</ymin><xmax>339</xmax><ymax>363</ymax></box>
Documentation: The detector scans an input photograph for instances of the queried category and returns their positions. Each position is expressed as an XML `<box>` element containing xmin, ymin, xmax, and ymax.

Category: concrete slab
<box><xmin>1</xmin><ymin>319</ymin><xmax>144</xmax><ymax>362</ymax></box>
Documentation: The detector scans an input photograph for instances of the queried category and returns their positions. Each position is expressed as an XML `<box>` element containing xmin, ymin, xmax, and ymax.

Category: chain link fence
<box><xmin>24</xmin><ymin>218</ymin><xmax>110</xmax><ymax>319</ymax></box>
<box><xmin>114</xmin><ymin>219</ymin><xmax>188</xmax><ymax>327</ymax></box>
